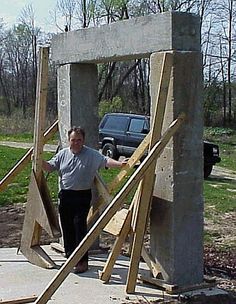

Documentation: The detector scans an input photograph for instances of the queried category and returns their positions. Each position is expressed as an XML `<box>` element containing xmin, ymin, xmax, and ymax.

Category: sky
<box><xmin>1</xmin><ymin>0</ymin><xmax>59</xmax><ymax>33</ymax></box>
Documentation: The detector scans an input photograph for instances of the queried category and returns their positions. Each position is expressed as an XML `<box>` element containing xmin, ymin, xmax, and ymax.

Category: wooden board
<box><xmin>103</xmin><ymin>208</ymin><xmax>129</xmax><ymax>236</ymax></box>
<box><xmin>0</xmin><ymin>296</ymin><xmax>37</xmax><ymax>304</ymax></box>
<box><xmin>20</xmin><ymin>47</ymin><xmax>60</xmax><ymax>269</ymax></box>
<box><xmin>126</xmin><ymin>52</ymin><xmax>173</xmax><ymax>293</ymax></box>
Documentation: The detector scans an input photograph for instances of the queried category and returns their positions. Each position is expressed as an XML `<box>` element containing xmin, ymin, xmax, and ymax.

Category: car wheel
<box><xmin>102</xmin><ymin>143</ymin><xmax>119</xmax><ymax>160</ymax></box>
<box><xmin>204</xmin><ymin>165</ymin><xmax>213</xmax><ymax>179</ymax></box>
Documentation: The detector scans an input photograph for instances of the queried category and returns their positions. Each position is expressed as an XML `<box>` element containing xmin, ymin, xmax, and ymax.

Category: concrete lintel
<box><xmin>51</xmin><ymin>12</ymin><xmax>200</xmax><ymax>65</ymax></box>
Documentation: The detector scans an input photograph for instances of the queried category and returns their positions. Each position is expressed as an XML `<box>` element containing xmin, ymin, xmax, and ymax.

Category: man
<box><xmin>43</xmin><ymin>126</ymin><xmax>125</xmax><ymax>273</ymax></box>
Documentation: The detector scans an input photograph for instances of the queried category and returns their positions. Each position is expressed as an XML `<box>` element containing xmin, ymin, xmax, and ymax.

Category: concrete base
<box><xmin>0</xmin><ymin>246</ymin><xmax>168</xmax><ymax>303</ymax></box>
<box><xmin>0</xmin><ymin>247</ymin><xmax>231</xmax><ymax>304</ymax></box>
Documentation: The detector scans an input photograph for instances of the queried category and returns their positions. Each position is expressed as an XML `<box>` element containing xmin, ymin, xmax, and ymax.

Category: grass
<box><xmin>203</xmin><ymin>126</ymin><xmax>236</xmax><ymax>216</ymax></box>
<box><xmin>0</xmin><ymin>127</ymin><xmax>235</xmax><ymax>249</ymax></box>
<box><xmin>0</xmin><ymin>145</ymin><xmax>133</xmax><ymax>207</ymax></box>
<box><xmin>0</xmin><ymin>128</ymin><xmax>235</xmax><ymax>209</ymax></box>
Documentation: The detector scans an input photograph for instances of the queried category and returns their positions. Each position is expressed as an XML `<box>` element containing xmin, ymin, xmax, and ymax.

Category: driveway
<box><xmin>0</xmin><ymin>141</ymin><xmax>58</xmax><ymax>152</ymax></box>
<box><xmin>211</xmin><ymin>165</ymin><xmax>236</xmax><ymax>181</ymax></box>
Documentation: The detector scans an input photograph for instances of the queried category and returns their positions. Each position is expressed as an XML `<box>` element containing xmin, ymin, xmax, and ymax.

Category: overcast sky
<box><xmin>1</xmin><ymin>0</ymin><xmax>58</xmax><ymax>32</ymax></box>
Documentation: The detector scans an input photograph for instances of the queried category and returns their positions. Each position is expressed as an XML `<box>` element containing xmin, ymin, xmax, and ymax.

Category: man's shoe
<box><xmin>74</xmin><ymin>261</ymin><xmax>88</xmax><ymax>274</ymax></box>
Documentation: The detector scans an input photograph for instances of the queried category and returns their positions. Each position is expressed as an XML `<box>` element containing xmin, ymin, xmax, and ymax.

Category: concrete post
<box><xmin>57</xmin><ymin>63</ymin><xmax>100</xmax><ymax>249</ymax></box>
<box><xmin>57</xmin><ymin>63</ymin><xmax>98</xmax><ymax>148</ymax></box>
<box><xmin>149</xmin><ymin>51</ymin><xmax>203</xmax><ymax>286</ymax></box>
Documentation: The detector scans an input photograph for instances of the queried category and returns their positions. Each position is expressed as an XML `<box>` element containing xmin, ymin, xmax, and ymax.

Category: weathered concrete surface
<box><xmin>0</xmin><ymin>246</ymin><xmax>171</xmax><ymax>303</ymax></box>
<box><xmin>0</xmin><ymin>247</ymin><xmax>231</xmax><ymax>304</ymax></box>
<box><xmin>149</xmin><ymin>51</ymin><xmax>203</xmax><ymax>286</ymax></box>
<box><xmin>51</xmin><ymin>10</ymin><xmax>203</xmax><ymax>290</ymax></box>
<box><xmin>57</xmin><ymin>63</ymin><xmax>99</xmax><ymax>148</ymax></box>
<box><xmin>51</xmin><ymin>12</ymin><xmax>200</xmax><ymax>64</ymax></box>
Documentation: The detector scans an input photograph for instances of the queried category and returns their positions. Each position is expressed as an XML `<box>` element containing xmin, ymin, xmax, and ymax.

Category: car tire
<box><xmin>102</xmin><ymin>143</ymin><xmax>119</xmax><ymax>160</ymax></box>
<box><xmin>204</xmin><ymin>165</ymin><xmax>213</xmax><ymax>179</ymax></box>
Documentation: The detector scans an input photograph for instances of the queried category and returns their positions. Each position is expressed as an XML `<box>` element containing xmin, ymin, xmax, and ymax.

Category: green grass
<box><xmin>0</xmin><ymin>133</ymin><xmax>33</xmax><ymax>142</ymax></box>
<box><xmin>0</xmin><ymin>147</ymin><xmax>59</xmax><ymax>206</ymax></box>
<box><xmin>0</xmin><ymin>128</ymin><xmax>235</xmax><ymax>249</ymax></box>
<box><xmin>204</xmin><ymin>179</ymin><xmax>236</xmax><ymax>217</ymax></box>
<box><xmin>0</xmin><ymin>133</ymin><xmax>235</xmax><ymax>249</ymax></box>
<box><xmin>0</xmin><ymin>146</ymin><xmax>131</xmax><ymax>207</ymax></box>
<box><xmin>0</xmin><ymin>128</ymin><xmax>235</xmax><ymax>210</ymax></box>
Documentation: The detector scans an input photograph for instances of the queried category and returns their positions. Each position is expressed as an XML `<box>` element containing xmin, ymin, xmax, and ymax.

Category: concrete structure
<box><xmin>51</xmin><ymin>11</ymin><xmax>203</xmax><ymax>288</ymax></box>
<box><xmin>149</xmin><ymin>51</ymin><xmax>203</xmax><ymax>286</ymax></box>
<box><xmin>1</xmin><ymin>247</ymin><xmax>229</xmax><ymax>304</ymax></box>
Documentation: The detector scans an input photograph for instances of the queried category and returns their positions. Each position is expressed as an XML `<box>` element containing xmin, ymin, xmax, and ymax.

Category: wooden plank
<box><xmin>141</xmin><ymin>246</ymin><xmax>162</xmax><ymax>279</ymax></box>
<box><xmin>138</xmin><ymin>274</ymin><xmax>177</xmax><ymax>292</ymax></box>
<box><xmin>33</xmin><ymin>47</ymin><xmax>49</xmax><ymax>182</ymax></box>
<box><xmin>99</xmin><ymin>208</ymin><xmax>133</xmax><ymax>283</ymax></box>
<box><xmin>20</xmin><ymin>47</ymin><xmax>61</xmax><ymax>269</ymax></box>
<box><xmin>126</xmin><ymin>52</ymin><xmax>173</xmax><ymax>293</ymax></box>
<box><xmin>99</xmin><ymin>183</ymin><xmax>142</xmax><ymax>283</ymax></box>
<box><xmin>103</xmin><ymin>208</ymin><xmax>129</xmax><ymax>236</ymax></box>
<box><xmin>20</xmin><ymin>172</ymin><xmax>59</xmax><ymax>268</ymax></box>
<box><xmin>30</xmin><ymin>47</ymin><xmax>49</xmax><ymax>249</ymax></box>
<box><xmin>87</xmin><ymin>174</ymin><xmax>113</xmax><ymax>225</ymax></box>
<box><xmin>0</xmin><ymin>296</ymin><xmax>37</xmax><ymax>304</ymax></box>
<box><xmin>126</xmin><ymin>170</ymin><xmax>156</xmax><ymax>293</ymax></box>
<box><xmin>34</xmin><ymin>115</ymin><xmax>184</xmax><ymax>304</ymax></box>
<box><xmin>138</xmin><ymin>274</ymin><xmax>216</xmax><ymax>294</ymax></box>
<box><xmin>0</xmin><ymin>120</ymin><xmax>58</xmax><ymax>192</ymax></box>
<box><xmin>107</xmin><ymin>132</ymin><xmax>150</xmax><ymax>193</ymax></box>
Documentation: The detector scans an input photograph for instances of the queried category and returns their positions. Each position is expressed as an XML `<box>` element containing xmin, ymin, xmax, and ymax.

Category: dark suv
<box><xmin>98</xmin><ymin>113</ymin><xmax>221</xmax><ymax>178</ymax></box>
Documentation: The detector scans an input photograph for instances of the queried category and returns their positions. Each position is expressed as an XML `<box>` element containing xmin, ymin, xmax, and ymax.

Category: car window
<box><xmin>128</xmin><ymin>119</ymin><xmax>147</xmax><ymax>133</ymax></box>
<box><xmin>104</xmin><ymin>116</ymin><xmax>128</xmax><ymax>131</ymax></box>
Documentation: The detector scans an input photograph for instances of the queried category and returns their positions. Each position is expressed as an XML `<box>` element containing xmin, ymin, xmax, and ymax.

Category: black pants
<box><xmin>58</xmin><ymin>189</ymin><xmax>91</xmax><ymax>261</ymax></box>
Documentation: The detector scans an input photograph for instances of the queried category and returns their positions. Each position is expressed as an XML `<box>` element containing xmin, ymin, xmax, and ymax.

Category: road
<box><xmin>0</xmin><ymin>141</ymin><xmax>58</xmax><ymax>152</ymax></box>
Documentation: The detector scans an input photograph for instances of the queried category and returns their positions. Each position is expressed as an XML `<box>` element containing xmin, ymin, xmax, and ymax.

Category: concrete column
<box><xmin>149</xmin><ymin>51</ymin><xmax>204</xmax><ymax>286</ymax></box>
<box><xmin>57</xmin><ymin>63</ymin><xmax>100</xmax><ymax>249</ymax></box>
<box><xmin>57</xmin><ymin>63</ymin><xmax>98</xmax><ymax>148</ymax></box>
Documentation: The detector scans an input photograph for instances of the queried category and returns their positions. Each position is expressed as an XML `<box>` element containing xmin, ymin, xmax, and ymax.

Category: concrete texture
<box><xmin>51</xmin><ymin>12</ymin><xmax>200</xmax><ymax>65</ymax></box>
<box><xmin>57</xmin><ymin>63</ymin><xmax>99</xmax><ymax>149</ymax></box>
<box><xmin>51</xmin><ymin>10</ymin><xmax>204</xmax><ymax>291</ymax></box>
<box><xmin>0</xmin><ymin>247</ymin><xmax>230</xmax><ymax>304</ymax></box>
<box><xmin>0</xmin><ymin>246</ymin><xmax>171</xmax><ymax>303</ymax></box>
<box><xmin>149</xmin><ymin>51</ymin><xmax>203</xmax><ymax>286</ymax></box>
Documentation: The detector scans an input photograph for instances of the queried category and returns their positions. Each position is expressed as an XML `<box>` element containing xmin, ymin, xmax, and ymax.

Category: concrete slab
<box><xmin>0</xmin><ymin>246</ymin><xmax>230</xmax><ymax>303</ymax></box>
<box><xmin>0</xmin><ymin>246</ymin><xmax>168</xmax><ymax>303</ymax></box>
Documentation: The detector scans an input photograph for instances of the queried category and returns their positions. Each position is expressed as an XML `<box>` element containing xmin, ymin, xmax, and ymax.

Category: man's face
<box><xmin>69</xmin><ymin>131</ymin><xmax>85</xmax><ymax>153</ymax></box>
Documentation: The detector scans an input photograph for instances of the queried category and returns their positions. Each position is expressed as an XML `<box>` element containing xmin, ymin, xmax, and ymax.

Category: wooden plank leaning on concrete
<box><xmin>34</xmin><ymin>113</ymin><xmax>185</xmax><ymax>304</ymax></box>
<box><xmin>20</xmin><ymin>47</ymin><xmax>61</xmax><ymax>269</ymax></box>
<box><xmin>99</xmin><ymin>183</ymin><xmax>142</xmax><ymax>283</ymax></box>
<box><xmin>126</xmin><ymin>52</ymin><xmax>174</xmax><ymax>293</ymax></box>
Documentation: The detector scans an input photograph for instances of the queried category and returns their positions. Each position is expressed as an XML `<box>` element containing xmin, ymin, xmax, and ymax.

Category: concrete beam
<box><xmin>51</xmin><ymin>12</ymin><xmax>200</xmax><ymax>65</ymax></box>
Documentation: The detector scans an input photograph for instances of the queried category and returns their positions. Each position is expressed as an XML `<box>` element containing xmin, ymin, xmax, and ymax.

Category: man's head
<box><xmin>68</xmin><ymin>126</ymin><xmax>85</xmax><ymax>154</ymax></box>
